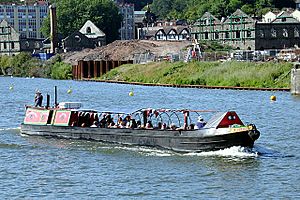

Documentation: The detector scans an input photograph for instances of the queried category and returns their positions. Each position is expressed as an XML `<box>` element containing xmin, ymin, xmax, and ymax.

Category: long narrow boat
<box><xmin>20</xmin><ymin>101</ymin><xmax>260</xmax><ymax>153</ymax></box>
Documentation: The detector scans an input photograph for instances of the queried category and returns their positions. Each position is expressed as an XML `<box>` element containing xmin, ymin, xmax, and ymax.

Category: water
<box><xmin>0</xmin><ymin>77</ymin><xmax>300</xmax><ymax>199</ymax></box>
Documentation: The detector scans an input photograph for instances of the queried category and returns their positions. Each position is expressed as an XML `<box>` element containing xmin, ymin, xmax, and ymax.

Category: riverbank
<box><xmin>97</xmin><ymin>61</ymin><xmax>293</xmax><ymax>89</ymax></box>
<box><xmin>83</xmin><ymin>79</ymin><xmax>289</xmax><ymax>91</ymax></box>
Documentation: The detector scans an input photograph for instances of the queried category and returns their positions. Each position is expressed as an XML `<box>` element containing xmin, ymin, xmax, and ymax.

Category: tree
<box><xmin>41</xmin><ymin>0</ymin><xmax>122</xmax><ymax>43</ymax></box>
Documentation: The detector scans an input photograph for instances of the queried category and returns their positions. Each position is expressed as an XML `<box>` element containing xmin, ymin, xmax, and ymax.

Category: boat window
<box><xmin>228</xmin><ymin>115</ymin><xmax>236</xmax><ymax>120</ymax></box>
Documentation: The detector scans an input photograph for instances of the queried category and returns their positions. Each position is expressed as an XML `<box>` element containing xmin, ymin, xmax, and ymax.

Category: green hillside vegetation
<box><xmin>150</xmin><ymin>0</ymin><xmax>296</xmax><ymax>21</ymax></box>
<box><xmin>0</xmin><ymin>53</ymin><xmax>72</xmax><ymax>80</ymax></box>
<box><xmin>100</xmin><ymin>61</ymin><xmax>292</xmax><ymax>88</ymax></box>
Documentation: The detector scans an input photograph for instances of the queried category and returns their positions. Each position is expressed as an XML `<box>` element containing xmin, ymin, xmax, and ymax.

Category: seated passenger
<box><xmin>170</xmin><ymin>123</ymin><xmax>176</xmax><ymax>130</ymax></box>
<box><xmin>99</xmin><ymin>115</ymin><xmax>107</xmax><ymax>128</ymax></box>
<box><xmin>136</xmin><ymin>120</ymin><xmax>142</xmax><ymax>128</ymax></box>
<box><xmin>106</xmin><ymin>115</ymin><xmax>113</xmax><ymax>126</ymax></box>
<box><xmin>155</xmin><ymin>122</ymin><xmax>162</xmax><ymax>129</ymax></box>
<box><xmin>189</xmin><ymin>123</ymin><xmax>195</xmax><ymax>130</ymax></box>
<box><xmin>71</xmin><ymin>121</ymin><xmax>77</xmax><ymax>127</ymax></box>
<box><xmin>161</xmin><ymin>123</ymin><xmax>167</xmax><ymax>130</ymax></box>
<box><xmin>90</xmin><ymin>121</ymin><xmax>98</xmax><ymax>127</ymax></box>
<box><xmin>145</xmin><ymin>121</ymin><xmax>153</xmax><ymax>129</ymax></box>
<box><xmin>195</xmin><ymin>116</ymin><xmax>206</xmax><ymax>129</ymax></box>
<box><xmin>129</xmin><ymin>119</ymin><xmax>137</xmax><ymax>129</ymax></box>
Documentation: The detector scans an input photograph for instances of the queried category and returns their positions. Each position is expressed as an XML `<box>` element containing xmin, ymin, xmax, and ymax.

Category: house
<box><xmin>291</xmin><ymin>9</ymin><xmax>300</xmax><ymax>21</ymax></box>
<box><xmin>192</xmin><ymin>9</ymin><xmax>256</xmax><ymax>50</ymax></box>
<box><xmin>192</xmin><ymin>8</ymin><xmax>300</xmax><ymax>50</ymax></box>
<box><xmin>262</xmin><ymin>11</ymin><xmax>278</xmax><ymax>23</ymax></box>
<box><xmin>255</xmin><ymin>12</ymin><xmax>300</xmax><ymax>50</ymax></box>
<box><xmin>79</xmin><ymin>20</ymin><xmax>106</xmax><ymax>46</ymax></box>
<box><xmin>62</xmin><ymin>31</ymin><xmax>95</xmax><ymax>52</ymax></box>
<box><xmin>0</xmin><ymin>19</ymin><xmax>20</xmax><ymax>56</ymax></box>
<box><xmin>138</xmin><ymin>20</ymin><xmax>190</xmax><ymax>41</ymax></box>
<box><xmin>62</xmin><ymin>21</ymin><xmax>106</xmax><ymax>52</ymax></box>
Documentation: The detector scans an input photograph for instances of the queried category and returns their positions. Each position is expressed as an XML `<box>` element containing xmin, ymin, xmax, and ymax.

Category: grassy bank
<box><xmin>99</xmin><ymin>61</ymin><xmax>293</xmax><ymax>88</ymax></box>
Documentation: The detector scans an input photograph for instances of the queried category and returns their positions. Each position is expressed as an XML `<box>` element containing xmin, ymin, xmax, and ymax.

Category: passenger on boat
<box><xmin>145</xmin><ymin>121</ymin><xmax>153</xmax><ymax>129</ymax></box>
<box><xmin>155</xmin><ymin>122</ymin><xmax>162</xmax><ymax>129</ymax></box>
<box><xmin>161</xmin><ymin>123</ymin><xmax>167</xmax><ymax>130</ymax></box>
<box><xmin>195</xmin><ymin>116</ymin><xmax>206</xmax><ymax>129</ymax></box>
<box><xmin>129</xmin><ymin>119</ymin><xmax>137</xmax><ymax>129</ymax></box>
<box><xmin>106</xmin><ymin>115</ymin><xmax>114</xmax><ymax>126</ymax></box>
<box><xmin>170</xmin><ymin>123</ymin><xmax>177</xmax><ymax>130</ymax></box>
<box><xmin>189</xmin><ymin>123</ymin><xmax>195</xmax><ymax>130</ymax></box>
<box><xmin>99</xmin><ymin>115</ymin><xmax>107</xmax><ymax>128</ymax></box>
<box><xmin>34</xmin><ymin>91</ymin><xmax>43</xmax><ymax>107</ymax></box>
<box><xmin>136</xmin><ymin>120</ymin><xmax>142</xmax><ymax>128</ymax></box>
<box><xmin>71</xmin><ymin>121</ymin><xmax>77</xmax><ymax>127</ymax></box>
<box><xmin>90</xmin><ymin>121</ymin><xmax>98</xmax><ymax>127</ymax></box>
<box><xmin>123</xmin><ymin>115</ymin><xmax>131</xmax><ymax>127</ymax></box>
<box><xmin>117</xmin><ymin>117</ymin><xmax>124</xmax><ymax>128</ymax></box>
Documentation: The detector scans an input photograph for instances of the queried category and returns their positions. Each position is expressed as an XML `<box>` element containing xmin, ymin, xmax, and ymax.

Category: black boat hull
<box><xmin>20</xmin><ymin>124</ymin><xmax>257</xmax><ymax>153</ymax></box>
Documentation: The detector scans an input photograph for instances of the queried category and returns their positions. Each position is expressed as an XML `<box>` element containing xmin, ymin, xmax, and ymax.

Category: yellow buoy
<box><xmin>67</xmin><ymin>88</ymin><xmax>72</xmax><ymax>94</ymax></box>
<box><xmin>129</xmin><ymin>88</ymin><xmax>134</xmax><ymax>96</ymax></box>
<box><xmin>270</xmin><ymin>95</ymin><xmax>276</xmax><ymax>101</ymax></box>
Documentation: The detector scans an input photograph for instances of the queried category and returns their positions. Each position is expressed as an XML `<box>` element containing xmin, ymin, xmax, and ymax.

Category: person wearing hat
<box><xmin>34</xmin><ymin>90</ymin><xmax>43</xmax><ymax>107</ymax></box>
<box><xmin>195</xmin><ymin>116</ymin><xmax>206</xmax><ymax>129</ymax></box>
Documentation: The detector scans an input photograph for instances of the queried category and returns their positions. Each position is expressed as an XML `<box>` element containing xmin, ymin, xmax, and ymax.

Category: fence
<box><xmin>133</xmin><ymin>49</ymin><xmax>298</xmax><ymax>64</ymax></box>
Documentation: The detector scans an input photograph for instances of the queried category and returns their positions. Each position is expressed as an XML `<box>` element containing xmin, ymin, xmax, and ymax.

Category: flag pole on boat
<box><xmin>54</xmin><ymin>86</ymin><xmax>58</xmax><ymax>107</ymax></box>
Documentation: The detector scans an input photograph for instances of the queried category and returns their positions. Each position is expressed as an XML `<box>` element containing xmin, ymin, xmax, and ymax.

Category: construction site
<box><xmin>66</xmin><ymin>40</ymin><xmax>191</xmax><ymax>80</ymax></box>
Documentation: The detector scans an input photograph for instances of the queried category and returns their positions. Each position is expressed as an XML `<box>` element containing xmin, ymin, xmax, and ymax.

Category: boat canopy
<box><xmin>205</xmin><ymin>111</ymin><xmax>244</xmax><ymax>128</ymax></box>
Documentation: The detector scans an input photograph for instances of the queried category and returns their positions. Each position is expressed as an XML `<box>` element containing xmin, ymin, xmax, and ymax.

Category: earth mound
<box><xmin>62</xmin><ymin>40</ymin><xmax>190</xmax><ymax>65</ymax></box>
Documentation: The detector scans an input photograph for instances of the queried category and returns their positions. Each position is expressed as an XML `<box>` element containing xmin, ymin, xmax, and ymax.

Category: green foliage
<box><xmin>150</xmin><ymin>0</ymin><xmax>295</xmax><ymax>21</ymax></box>
<box><xmin>42</xmin><ymin>0</ymin><xmax>122</xmax><ymax>43</ymax></box>
<box><xmin>50</xmin><ymin>61</ymin><xmax>72</xmax><ymax>80</ymax></box>
<box><xmin>101</xmin><ymin>61</ymin><xmax>292</xmax><ymax>88</ymax></box>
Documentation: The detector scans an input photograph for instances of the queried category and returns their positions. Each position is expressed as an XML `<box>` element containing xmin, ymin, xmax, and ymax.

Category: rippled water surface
<box><xmin>0</xmin><ymin>77</ymin><xmax>299</xmax><ymax>199</ymax></box>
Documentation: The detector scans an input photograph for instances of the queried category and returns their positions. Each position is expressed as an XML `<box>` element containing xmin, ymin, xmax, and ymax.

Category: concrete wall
<box><xmin>291</xmin><ymin>64</ymin><xmax>300</xmax><ymax>95</ymax></box>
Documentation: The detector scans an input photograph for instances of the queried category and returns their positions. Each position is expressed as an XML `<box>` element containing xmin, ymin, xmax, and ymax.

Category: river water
<box><xmin>0</xmin><ymin>77</ymin><xmax>299</xmax><ymax>199</ymax></box>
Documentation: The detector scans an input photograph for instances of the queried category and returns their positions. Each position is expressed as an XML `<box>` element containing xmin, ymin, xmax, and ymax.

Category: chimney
<box><xmin>49</xmin><ymin>4</ymin><xmax>58</xmax><ymax>54</ymax></box>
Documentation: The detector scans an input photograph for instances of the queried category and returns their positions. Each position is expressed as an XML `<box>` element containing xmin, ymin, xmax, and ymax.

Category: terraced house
<box><xmin>192</xmin><ymin>8</ymin><xmax>300</xmax><ymax>51</ymax></box>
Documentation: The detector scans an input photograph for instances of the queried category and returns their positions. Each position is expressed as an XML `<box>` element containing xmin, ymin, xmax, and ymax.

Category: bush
<box><xmin>51</xmin><ymin>61</ymin><xmax>72</xmax><ymax>79</ymax></box>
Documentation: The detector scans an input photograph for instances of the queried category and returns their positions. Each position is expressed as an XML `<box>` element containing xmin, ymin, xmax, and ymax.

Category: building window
<box><xmin>247</xmin><ymin>30</ymin><xmax>251</xmax><ymax>38</ymax></box>
<box><xmin>283</xmin><ymin>29</ymin><xmax>288</xmax><ymax>38</ymax></box>
<box><xmin>225</xmin><ymin>31</ymin><xmax>229</xmax><ymax>39</ymax></box>
<box><xmin>4</xmin><ymin>42</ymin><xmax>7</xmax><ymax>49</ymax></box>
<box><xmin>75</xmin><ymin>35</ymin><xmax>81</xmax><ymax>43</ymax></box>
<box><xmin>281</xmin><ymin>18</ymin><xmax>286</xmax><ymax>22</ymax></box>
<box><xmin>157</xmin><ymin>32</ymin><xmax>164</xmax><ymax>40</ymax></box>
<box><xmin>204</xmin><ymin>32</ymin><xmax>209</xmax><ymax>39</ymax></box>
<box><xmin>86</xmin><ymin>27</ymin><xmax>91</xmax><ymax>34</ymax></box>
<box><xmin>259</xmin><ymin>30</ymin><xmax>264</xmax><ymax>38</ymax></box>
<box><xmin>215</xmin><ymin>32</ymin><xmax>219</xmax><ymax>39</ymax></box>
<box><xmin>294</xmin><ymin>28</ymin><xmax>299</xmax><ymax>38</ymax></box>
<box><xmin>236</xmin><ymin>31</ymin><xmax>240</xmax><ymax>39</ymax></box>
<box><xmin>271</xmin><ymin>28</ymin><xmax>276</xmax><ymax>38</ymax></box>
<box><xmin>11</xmin><ymin>42</ymin><xmax>14</xmax><ymax>49</ymax></box>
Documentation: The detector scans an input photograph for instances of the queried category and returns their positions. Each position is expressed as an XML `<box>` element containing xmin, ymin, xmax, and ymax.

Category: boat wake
<box><xmin>105</xmin><ymin>145</ymin><xmax>259</xmax><ymax>158</ymax></box>
<box><xmin>185</xmin><ymin>146</ymin><xmax>259</xmax><ymax>158</ymax></box>
<box><xmin>113</xmin><ymin>146</ymin><xmax>176</xmax><ymax>157</ymax></box>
